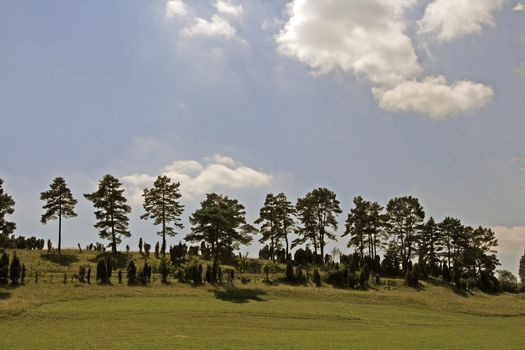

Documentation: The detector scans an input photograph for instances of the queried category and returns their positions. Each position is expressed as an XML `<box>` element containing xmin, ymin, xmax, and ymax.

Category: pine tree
<box><xmin>186</xmin><ymin>193</ymin><xmax>255</xmax><ymax>261</ymax></box>
<box><xmin>84</xmin><ymin>175</ymin><xmax>131</xmax><ymax>253</ymax></box>
<box><xmin>0</xmin><ymin>179</ymin><xmax>16</xmax><ymax>246</ymax></box>
<box><xmin>274</xmin><ymin>193</ymin><xmax>296</xmax><ymax>261</ymax></box>
<box><xmin>419</xmin><ymin>217</ymin><xmax>443</xmax><ymax>276</ymax></box>
<box><xmin>385</xmin><ymin>196</ymin><xmax>425</xmax><ymax>272</ymax></box>
<box><xmin>40</xmin><ymin>177</ymin><xmax>78</xmax><ymax>254</ymax></box>
<box><xmin>255</xmin><ymin>194</ymin><xmax>281</xmax><ymax>263</ymax></box>
<box><xmin>343</xmin><ymin>196</ymin><xmax>384</xmax><ymax>261</ymax></box>
<box><xmin>294</xmin><ymin>188</ymin><xmax>342</xmax><ymax>264</ymax></box>
<box><xmin>141</xmin><ymin>176</ymin><xmax>184</xmax><ymax>256</ymax></box>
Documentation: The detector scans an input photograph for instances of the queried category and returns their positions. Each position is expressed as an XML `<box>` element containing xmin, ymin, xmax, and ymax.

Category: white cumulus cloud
<box><xmin>276</xmin><ymin>0</ymin><xmax>495</xmax><ymax>119</ymax></box>
<box><xmin>418</xmin><ymin>0</ymin><xmax>505</xmax><ymax>42</ymax></box>
<box><xmin>276</xmin><ymin>0</ymin><xmax>421</xmax><ymax>86</ymax></box>
<box><xmin>216</xmin><ymin>0</ymin><xmax>243</xmax><ymax>18</ymax></box>
<box><xmin>122</xmin><ymin>155</ymin><xmax>272</xmax><ymax>203</ymax></box>
<box><xmin>373</xmin><ymin>76</ymin><xmax>494</xmax><ymax>120</ymax></box>
<box><xmin>183</xmin><ymin>14</ymin><xmax>236</xmax><ymax>39</ymax></box>
<box><xmin>165</xmin><ymin>0</ymin><xmax>188</xmax><ymax>18</ymax></box>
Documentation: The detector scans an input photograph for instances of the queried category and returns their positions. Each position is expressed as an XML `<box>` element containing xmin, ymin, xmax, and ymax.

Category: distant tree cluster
<box><xmin>0</xmin><ymin>175</ymin><xmax>521</xmax><ymax>294</ymax></box>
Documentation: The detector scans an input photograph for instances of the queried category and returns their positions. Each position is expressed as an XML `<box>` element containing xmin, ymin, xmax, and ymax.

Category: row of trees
<box><xmin>0</xmin><ymin>176</ymin><xmax>506</xmax><ymax>287</ymax></box>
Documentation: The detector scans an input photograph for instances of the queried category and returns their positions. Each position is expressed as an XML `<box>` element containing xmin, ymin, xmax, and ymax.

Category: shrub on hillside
<box><xmin>0</xmin><ymin>252</ymin><xmax>9</xmax><ymax>284</ymax></box>
<box><xmin>127</xmin><ymin>260</ymin><xmax>137</xmax><ymax>285</ymax></box>
<box><xmin>313</xmin><ymin>268</ymin><xmax>322</xmax><ymax>287</ymax></box>
<box><xmin>96</xmin><ymin>259</ymin><xmax>109</xmax><ymax>284</ymax></box>
<box><xmin>9</xmin><ymin>252</ymin><xmax>21</xmax><ymax>285</ymax></box>
<box><xmin>285</xmin><ymin>261</ymin><xmax>294</xmax><ymax>283</ymax></box>
<box><xmin>159</xmin><ymin>258</ymin><xmax>169</xmax><ymax>284</ymax></box>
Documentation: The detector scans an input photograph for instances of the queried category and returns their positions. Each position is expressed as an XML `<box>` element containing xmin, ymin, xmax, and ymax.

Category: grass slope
<box><xmin>1</xmin><ymin>249</ymin><xmax>525</xmax><ymax>349</ymax></box>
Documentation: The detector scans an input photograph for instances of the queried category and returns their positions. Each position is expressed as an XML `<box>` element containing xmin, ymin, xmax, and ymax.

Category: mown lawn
<box><xmin>1</xmin><ymin>249</ymin><xmax>525</xmax><ymax>349</ymax></box>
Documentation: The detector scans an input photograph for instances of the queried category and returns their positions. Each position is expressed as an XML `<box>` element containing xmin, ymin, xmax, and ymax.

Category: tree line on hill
<box><xmin>1</xmin><ymin>175</ymin><xmax>524</xmax><ymax>292</ymax></box>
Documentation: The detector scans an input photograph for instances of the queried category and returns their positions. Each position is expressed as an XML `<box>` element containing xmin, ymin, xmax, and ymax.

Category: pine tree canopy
<box><xmin>84</xmin><ymin>174</ymin><xmax>131</xmax><ymax>252</ymax></box>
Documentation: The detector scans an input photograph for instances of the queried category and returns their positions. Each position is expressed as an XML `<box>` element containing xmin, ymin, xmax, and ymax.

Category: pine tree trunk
<box><xmin>58</xmin><ymin>209</ymin><xmax>62</xmax><ymax>255</ymax></box>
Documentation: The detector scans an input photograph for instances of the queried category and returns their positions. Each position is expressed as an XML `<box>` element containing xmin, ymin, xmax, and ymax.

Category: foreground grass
<box><xmin>1</xmin><ymin>249</ymin><xmax>525</xmax><ymax>349</ymax></box>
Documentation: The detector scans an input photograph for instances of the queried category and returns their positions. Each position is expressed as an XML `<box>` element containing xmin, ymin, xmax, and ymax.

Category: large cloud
<box><xmin>122</xmin><ymin>155</ymin><xmax>272</xmax><ymax>203</ymax></box>
<box><xmin>276</xmin><ymin>0</ymin><xmax>494</xmax><ymax>119</ymax></box>
<box><xmin>373</xmin><ymin>76</ymin><xmax>494</xmax><ymax>120</ymax></box>
<box><xmin>418</xmin><ymin>0</ymin><xmax>506</xmax><ymax>42</ymax></box>
<box><xmin>276</xmin><ymin>0</ymin><xmax>421</xmax><ymax>86</ymax></box>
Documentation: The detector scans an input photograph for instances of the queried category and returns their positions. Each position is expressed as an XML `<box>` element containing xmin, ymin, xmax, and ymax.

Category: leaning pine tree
<box><xmin>141</xmin><ymin>176</ymin><xmax>184</xmax><ymax>256</ymax></box>
<box><xmin>84</xmin><ymin>175</ymin><xmax>131</xmax><ymax>254</ymax></box>
<box><xmin>40</xmin><ymin>177</ymin><xmax>78</xmax><ymax>254</ymax></box>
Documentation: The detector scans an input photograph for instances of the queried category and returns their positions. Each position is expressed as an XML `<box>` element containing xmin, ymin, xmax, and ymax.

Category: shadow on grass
<box><xmin>0</xmin><ymin>290</ymin><xmax>11</xmax><ymax>300</ymax></box>
<box><xmin>41</xmin><ymin>253</ymin><xmax>78</xmax><ymax>266</ymax></box>
<box><xmin>213</xmin><ymin>288</ymin><xmax>268</xmax><ymax>304</ymax></box>
<box><xmin>88</xmin><ymin>252</ymin><xmax>130</xmax><ymax>269</ymax></box>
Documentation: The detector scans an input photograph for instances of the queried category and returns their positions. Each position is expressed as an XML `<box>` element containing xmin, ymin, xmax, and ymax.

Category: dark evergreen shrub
<box><xmin>96</xmin><ymin>259</ymin><xmax>109</xmax><ymax>284</ymax></box>
<box><xmin>0</xmin><ymin>252</ymin><xmax>9</xmax><ymax>284</ymax></box>
<box><xmin>313</xmin><ymin>268</ymin><xmax>322</xmax><ymax>287</ymax></box>
<box><xmin>9</xmin><ymin>253</ymin><xmax>21</xmax><ymax>285</ymax></box>
<box><xmin>359</xmin><ymin>270</ymin><xmax>367</xmax><ymax>289</ymax></box>
<box><xmin>127</xmin><ymin>260</ymin><xmax>137</xmax><ymax>285</ymax></box>
<box><xmin>159</xmin><ymin>258</ymin><xmax>169</xmax><ymax>284</ymax></box>
<box><xmin>285</xmin><ymin>261</ymin><xmax>294</xmax><ymax>283</ymax></box>
<box><xmin>118</xmin><ymin>269</ymin><xmax>123</xmax><ymax>284</ymax></box>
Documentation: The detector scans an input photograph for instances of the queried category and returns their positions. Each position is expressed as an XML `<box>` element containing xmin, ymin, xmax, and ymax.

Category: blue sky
<box><xmin>1</xmin><ymin>0</ymin><xmax>524</xmax><ymax>274</ymax></box>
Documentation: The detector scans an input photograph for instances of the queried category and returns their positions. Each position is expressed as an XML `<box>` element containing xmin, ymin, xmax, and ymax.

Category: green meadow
<box><xmin>1</xmin><ymin>249</ymin><xmax>525</xmax><ymax>349</ymax></box>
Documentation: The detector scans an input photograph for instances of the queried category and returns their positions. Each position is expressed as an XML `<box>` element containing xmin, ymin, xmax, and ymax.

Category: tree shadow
<box><xmin>41</xmin><ymin>253</ymin><xmax>78</xmax><ymax>266</ymax></box>
<box><xmin>88</xmin><ymin>252</ymin><xmax>129</xmax><ymax>269</ymax></box>
<box><xmin>213</xmin><ymin>288</ymin><xmax>267</xmax><ymax>304</ymax></box>
<box><xmin>0</xmin><ymin>290</ymin><xmax>11</xmax><ymax>300</ymax></box>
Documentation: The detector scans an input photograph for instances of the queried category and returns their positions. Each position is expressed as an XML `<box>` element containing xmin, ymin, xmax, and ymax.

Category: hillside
<box><xmin>1</xmin><ymin>249</ymin><xmax>525</xmax><ymax>349</ymax></box>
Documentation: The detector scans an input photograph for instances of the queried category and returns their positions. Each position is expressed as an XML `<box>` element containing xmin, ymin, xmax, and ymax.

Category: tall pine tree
<box><xmin>40</xmin><ymin>177</ymin><xmax>78</xmax><ymax>254</ymax></box>
<box><xmin>275</xmin><ymin>193</ymin><xmax>296</xmax><ymax>261</ymax></box>
<box><xmin>0</xmin><ymin>179</ymin><xmax>16</xmax><ymax>246</ymax></box>
<box><xmin>84</xmin><ymin>175</ymin><xmax>131</xmax><ymax>253</ymax></box>
<box><xmin>385</xmin><ymin>196</ymin><xmax>425</xmax><ymax>272</ymax></box>
<box><xmin>186</xmin><ymin>193</ymin><xmax>255</xmax><ymax>261</ymax></box>
<box><xmin>295</xmin><ymin>188</ymin><xmax>342</xmax><ymax>264</ymax></box>
<box><xmin>255</xmin><ymin>194</ymin><xmax>281</xmax><ymax>263</ymax></box>
<box><xmin>141</xmin><ymin>175</ymin><xmax>184</xmax><ymax>255</ymax></box>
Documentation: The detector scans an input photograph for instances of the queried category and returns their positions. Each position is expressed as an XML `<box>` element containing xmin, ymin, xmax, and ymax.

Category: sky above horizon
<box><xmin>1</xmin><ymin>0</ymin><xmax>524</xmax><ymax>275</ymax></box>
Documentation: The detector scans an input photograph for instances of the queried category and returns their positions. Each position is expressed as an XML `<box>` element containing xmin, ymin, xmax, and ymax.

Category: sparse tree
<box><xmin>84</xmin><ymin>175</ymin><xmax>131</xmax><ymax>253</ymax></box>
<box><xmin>0</xmin><ymin>179</ymin><xmax>16</xmax><ymax>246</ymax></box>
<box><xmin>40</xmin><ymin>177</ymin><xmax>78</xmax><ymax>254</ymax></box>
<box><xmin>141</xmin><ymin>176</ymin><xmax>184</xmax><ymax>256</ymax></box>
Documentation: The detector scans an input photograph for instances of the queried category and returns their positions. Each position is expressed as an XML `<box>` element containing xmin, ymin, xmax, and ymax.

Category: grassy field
<box><xmin>1</xmin><ymin>249</ymin><xmax>525</xmax><ymax>349</ymax></box>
